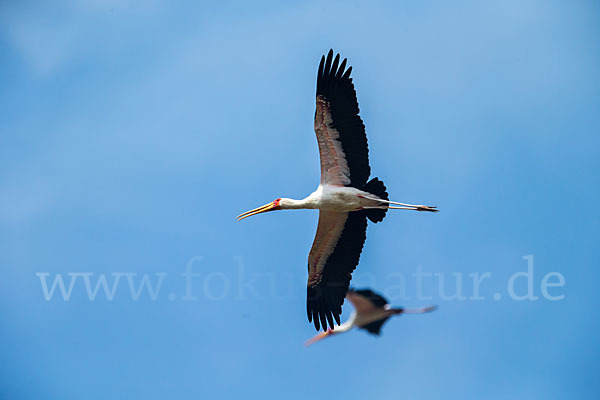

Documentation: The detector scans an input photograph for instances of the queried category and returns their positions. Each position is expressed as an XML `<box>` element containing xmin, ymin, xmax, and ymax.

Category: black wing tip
<box><xmin>317</xmin><ymin>49</ymin><xmax>352</xmax><ymax>95</ymax></box>
<box><xmin>307</xmin><ymin>284</ymin><xmax>343</xmax><ymax>332</ymax></box>
<box><xmin>342</xmin><ymin>66</ymin><xmax>352</xmax><ymax>79</ymax></box>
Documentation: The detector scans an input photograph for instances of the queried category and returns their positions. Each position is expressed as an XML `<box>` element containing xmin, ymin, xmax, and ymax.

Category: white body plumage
<box><xmin>279</xmin><ymin>184</ymin><xmax>385</xmax><ymax>212</ymax></box>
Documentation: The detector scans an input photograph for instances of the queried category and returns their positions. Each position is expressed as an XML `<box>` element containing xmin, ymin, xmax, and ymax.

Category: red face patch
<box><xmin>273</xmin><ymin>198</ymin><xmax>281</xmax><ymax>207</ymax></box>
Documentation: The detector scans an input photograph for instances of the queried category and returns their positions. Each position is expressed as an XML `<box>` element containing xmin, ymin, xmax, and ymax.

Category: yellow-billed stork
<box><xmin>237</xmin><ymin>50</ymin><xmax>438</xmax><ymax>331</ymax></box>
<box><xmin>305</xmin><ymin>288</ymin><xmax>436</xmax><ymax>345</ymax></box>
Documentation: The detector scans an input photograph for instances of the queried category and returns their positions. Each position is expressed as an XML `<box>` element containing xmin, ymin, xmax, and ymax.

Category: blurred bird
<box><xmin>238</xmin><ymin>50</ymin><xmax>438</xmax><ymax>331</ymax></box>
<box><xmin>305</xmin><ymin>288</ymin><xmax>436</xmax><ymax>345</ymax></box>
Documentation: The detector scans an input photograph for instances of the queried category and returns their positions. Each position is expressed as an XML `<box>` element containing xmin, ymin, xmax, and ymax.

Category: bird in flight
<box><xmin>305</xmin><ymin>288</ymin><xmax>436</xmax><ymax>345</ymax></box>
<box><xmin>238</xmin><ymin>50</ymin><xmax>437</xmax><ymax>331</ymax></box>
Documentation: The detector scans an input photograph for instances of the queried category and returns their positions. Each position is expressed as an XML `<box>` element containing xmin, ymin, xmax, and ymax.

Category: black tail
<box><xmin>362</xmin><ymin>177</ymin><xmax>388</xmax><ymax>223</ymax></box>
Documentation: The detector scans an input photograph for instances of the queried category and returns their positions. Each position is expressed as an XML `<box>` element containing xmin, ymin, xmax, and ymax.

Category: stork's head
<box><xmin>237</xmin><ymin>198</ymin><xmax>282</xmax><ymax>221</ymax></box>
<box><xmin>304</xmin><ymin>328</ymin><xmax>335</xmax><ymax>346</ymax></box>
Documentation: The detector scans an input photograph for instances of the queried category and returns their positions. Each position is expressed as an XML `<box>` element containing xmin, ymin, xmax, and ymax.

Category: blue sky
<box><xmin>1</xmin><ymin>0</ymin><xmax>599</xmax><ymax>399</ymax></box>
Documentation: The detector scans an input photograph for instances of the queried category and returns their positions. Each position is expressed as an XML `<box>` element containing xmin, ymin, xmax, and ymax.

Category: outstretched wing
<box><xmin>307</xmin><ymin>210</ymin><xmax>368</xmax><ymax>331</ymax></box>
<box><xmin>314</xmin><ymin>49</ymin><xmax>371</xmax><ymax>188</ymax></box>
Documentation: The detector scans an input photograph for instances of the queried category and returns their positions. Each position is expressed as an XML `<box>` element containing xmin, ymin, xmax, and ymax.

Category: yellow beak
<box><xmin>304</xmin><ymin>330</ymin><xmax>333</xmax><ymax>346</ymax></box>
<box><xmin>237</xmin><ymin>201</ymin><xmax>278</xmax><ymax>221</ymax></box>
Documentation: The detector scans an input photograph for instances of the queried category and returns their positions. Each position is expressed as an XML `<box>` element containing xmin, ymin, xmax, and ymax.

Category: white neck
<box><xmin>334</xmin><ymin>320</ymin><xmax>354</xmax><ymax>333</ymax></box>
<box><xmin>279</xmin><ymin>197</ymin><xmax>318</xmax><ymax>210</ymax></box>
<box><xmin>331</xmin><ymin>312</ymin><xmax>356</xmax><ymax>333</ymax></box>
